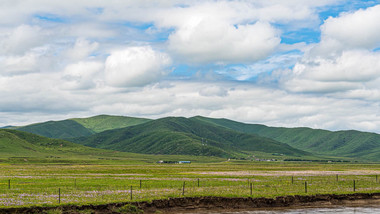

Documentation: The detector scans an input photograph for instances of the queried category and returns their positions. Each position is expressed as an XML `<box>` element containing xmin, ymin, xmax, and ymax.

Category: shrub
<box><xmin>116</xmin><ymin>204</ymin><xmax>143</xmax><ymax>214</ymax></box>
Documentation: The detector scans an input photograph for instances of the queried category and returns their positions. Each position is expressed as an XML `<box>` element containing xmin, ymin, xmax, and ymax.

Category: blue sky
<box><xmin>1</xmin><ymin>0</ymin><xmax>380</xmax><ymax>133</ymax></box>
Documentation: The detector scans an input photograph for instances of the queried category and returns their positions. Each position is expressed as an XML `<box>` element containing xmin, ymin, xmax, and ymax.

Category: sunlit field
<box><xmin>1</xmin><ymin>161</ymin><xmax>380</xmax><ymax>208</ymax></box>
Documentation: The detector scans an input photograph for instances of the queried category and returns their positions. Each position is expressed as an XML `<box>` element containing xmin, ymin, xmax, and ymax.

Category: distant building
<box><xmin>178</xmin><ymin>161</ymin><xmax>191</xmax><ymax>164</ymax></box>
<box><xmin>254</xmin><ymin>158</ymin><xmax>277</xmax><ymax>162</ymax></box>
<box><xmin>156</xmin><ymin>160</ymin><xmax>191</xmax><ymax>164</ymax></box>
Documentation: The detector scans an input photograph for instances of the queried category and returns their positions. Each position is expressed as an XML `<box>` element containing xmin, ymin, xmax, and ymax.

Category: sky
<box><xmin>1</xmin><ymin>0</ymin><xmax>380</xmax><ymax>133</ymax></box>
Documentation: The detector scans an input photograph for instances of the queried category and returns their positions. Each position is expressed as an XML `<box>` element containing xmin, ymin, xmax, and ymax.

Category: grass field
<box><xmin>2</xmin><ymin>161</ymin><xmax>380</xmax><ymax>208</ymax></box>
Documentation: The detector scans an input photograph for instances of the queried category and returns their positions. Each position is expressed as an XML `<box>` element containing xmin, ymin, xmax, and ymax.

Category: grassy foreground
<box><xmin>1</xmin><ymin>161</ymin><xmax>380</xmax><ymax>208</ymax></box>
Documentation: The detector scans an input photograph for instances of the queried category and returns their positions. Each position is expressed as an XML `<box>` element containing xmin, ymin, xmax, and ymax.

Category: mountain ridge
<box><xmin>192</xmin><ymin>116</ymin><xmax>380</xmax><ymax>161</ymax></box>
<box><xmin>5</xmin><ymin>114</ymin><xmax>380</xmax><ymax>161</ymax></box>
<box><xmin>0</xmin><ymin>128</ymin><xmax>224</xmax><ymax>163</ymax></box>
<box><xmin>12</xmin><ymin>115</ymin><xmax>150</xmax><ymax>139</ymax></box>
<box><xmin>72</xmin><ymin>116</ymin><xmax>309</xmax><ymax>158</ymax></box>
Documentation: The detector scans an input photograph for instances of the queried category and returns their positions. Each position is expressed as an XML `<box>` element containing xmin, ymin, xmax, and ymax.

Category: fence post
<box><xmin>182</xmin><ymin>182</ymin><xmax>185</xmax><ymax>196</ymax></box>
<box><xmin>58</xmin><ymin>188</ymin><xmax>61</xmax><ymax>204</ymax></box>
<box><xmin>305</xmin><ymin>181</ymin><xmax>307</xmax><ymax>193</ymax></box>
<box><xmin>130</xmin><ymin>186</ymin><xmax>133</xmax><ymax>200</ymax></box>
<box><xmin>250</xmin><ymin>183</ymin><xmax>253</xmax><ymax>196</ymax></box>
<box><xmin>8</xmin><ymin>179</ymin><xmax>10</xmax><ymax>189</ymax></box>
<box><xmin>353</xmin><ymin>180</ymin><xmax>356</xmax><ymax>192</ymax></box>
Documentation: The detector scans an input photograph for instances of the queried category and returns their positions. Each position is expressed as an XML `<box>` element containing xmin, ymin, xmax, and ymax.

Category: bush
<box><xmin>116</xmin><ymin>204</ymin><xmax>143</xmax><ymax>214</ymax></box>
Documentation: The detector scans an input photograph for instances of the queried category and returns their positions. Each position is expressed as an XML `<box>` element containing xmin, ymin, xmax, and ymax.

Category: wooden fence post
<box><xmin>130</xmin><ymin>186</ymin><xmax>133</xmax><ymax>200</ymax></box>
<box><xmin>250</xmin><ymin>183</ymin><xmax>253</xmax><ymax>196</ymax></box>
<box><xmin>182</xmin><ymin>182</ymin><xmax>185</xmax><ymax>196</ymax></box>
<box><xmin>58</xmin><ymin>188</ymin><xmax>61</xmax><ymax>204</ymax></box>
<box><xmin>305</xmin><ymin>181</ymin><xmax>307</xmax><ymax>193</ymax></box>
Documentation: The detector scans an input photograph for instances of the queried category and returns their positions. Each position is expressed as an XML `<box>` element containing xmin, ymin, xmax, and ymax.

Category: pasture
<box><xmin>1</xmin><ymin>161</ymin><xmax>380</xmax><ymax>208</ymax></box>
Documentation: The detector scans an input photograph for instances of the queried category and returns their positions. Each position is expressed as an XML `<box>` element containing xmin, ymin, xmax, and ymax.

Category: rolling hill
<box><xmin>71</xmin><ymin>115</ymin><xmax>151</xmax><ymax>133</ymax></box>
<box><xmin>0</xmin><ymin>129</ymin><xmax>223</xmax><ymax>163</ymax></box>
<box><xmin>8</xmin><ymin>114</ymin><xmax>380</xmax><ymax>161</ymax></box>
<box><xmin>192</xmin><ymin>116</ymin><xmax>380</xmax><ymax>161</ymax></box>
<box><xmin>12</xmin><ymin>115</ymin><xmax>151</xmax><ymax>139</ymax></box>
<box><xmin>73</xmin><ymin>117</ymin><xmax>309</xmax><ymax>158</ymax></box>
<box><xmin>16</xmin><ymin>120</ymin><xmax>94</xmax><ymax>139</ymax></box>
<box><xmin>0</xmin><ymin>128</ymin><xmax>116</xmax><ymax>160</ymax></box>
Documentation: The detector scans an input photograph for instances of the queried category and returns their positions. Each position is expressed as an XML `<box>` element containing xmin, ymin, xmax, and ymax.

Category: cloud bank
<box><xmin>1</xmin><ymin>0</ymin><xmax>380</xmax><ymax>133</ymax></box>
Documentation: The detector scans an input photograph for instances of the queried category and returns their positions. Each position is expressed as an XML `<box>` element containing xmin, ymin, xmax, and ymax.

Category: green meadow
<box><xmin>3</xmin><ymin>115</ymin><xmax>380</xmax><ymax>209</ymax></box>
<box><xmin>2</xmin><ymin>161</ymin><xmax>380</xmax><ymax>208</ymax></box>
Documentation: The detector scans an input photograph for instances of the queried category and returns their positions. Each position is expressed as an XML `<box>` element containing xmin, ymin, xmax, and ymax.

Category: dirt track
<box><xmin>2</xmin><ymin>193</ymin><xmax>380</xmax><ymax>214</ymax></box>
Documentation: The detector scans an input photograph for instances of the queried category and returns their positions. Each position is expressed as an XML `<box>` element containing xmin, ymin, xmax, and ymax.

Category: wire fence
<box><xmin>1</xmin><ymin>174</ymin><xmax>380</xmax><ymax>207</ymax></box>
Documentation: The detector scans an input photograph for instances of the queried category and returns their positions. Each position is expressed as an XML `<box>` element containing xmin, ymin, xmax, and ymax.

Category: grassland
<box><xmin>4</xmin><ymin>115</ymin><xmax>380</xmax><ymax>210</ymax></box>
<box><xmin>2</xmin><ymin>161</ymin><xmax>380</xmax><ymax>208</ymax></box>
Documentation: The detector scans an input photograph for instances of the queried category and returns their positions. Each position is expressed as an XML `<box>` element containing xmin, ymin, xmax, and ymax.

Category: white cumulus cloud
<box><xmin>62</xmin><ymin>61</ymin><xmax>104</xmax><ymax>90</ymax></box>
<box><xmin>0</xmin><ymin>25</ymin><xmax>44</xmax><ymax>55</ymax></box>
<box><xmin>168</xmin><ymin>21</ymin><xmax>280</xmax><ymax>64</ymax></box>
<box><xmin>0</xmin><ymin>52</ymin><xmax>39</xmax><ymax>75</ymax></box>
<box><xmin>283</xmin><ymin>50</ymin><xmax>380</xmax><ymax>93</ymax></box>
<box><xmin>105</xmin><ymin>46</ymin><xmax>172</xmax><ymax>87</ymax></box>
<box><xmin>280</xmin><ymin>4</ymin><xmax>380</xmax><ymax>94</ymax></box>
<box><xmin>313</xmin><ymin>5</ymin><xmax>380</xmax><ymax>56</ymax></box>
<box><xmin>65</xmin><ymin>38</ymin><xmax>99</xmax><ymax>61</ymax></box>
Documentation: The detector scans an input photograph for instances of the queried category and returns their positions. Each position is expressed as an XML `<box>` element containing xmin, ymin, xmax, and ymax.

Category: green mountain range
<box><xmin>0</xmin><ymin>128</ymin><xmax>223</xmax><ymax>163</ymax></box>
<box><xmin>5</xmin><ymin>114</ymin><xmax>380</xmax><ymax>161</ymax></box>
<box><xmin>72</xmin><ymin>117</ymin><xmax>308</xmax><ymax>158</ymax></box>
<box><xmin>192</xmin><ymin>116</ymin><xmax>380</xmax><ymax>161</ymax></box>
